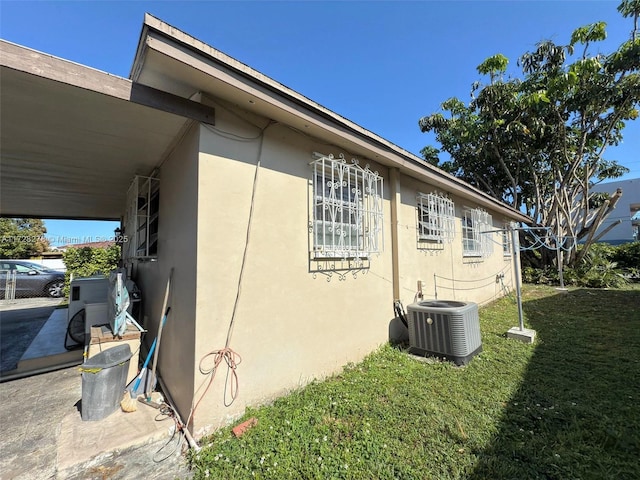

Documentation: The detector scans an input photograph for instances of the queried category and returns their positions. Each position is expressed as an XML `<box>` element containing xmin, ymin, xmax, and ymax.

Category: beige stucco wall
<box><xmin>191</xmin><ymin>110</ymin><xmax>395</xmax><ymax>434</ymax></box>
<box><xmin>130</xmin><ymin>103</ymin><xmax>519</xmax><ymax>435</ymax></box>
<box><xmin>395</xmin><ymin>174</ymin><xmax>516</xmax><ymax>309</ymax></box>
<box><xmin>186</xmin><ymin>104</ymin><xmax>519</xmax><ymax>434</ymax></box>
<box><xmin>131</xmin><ymin>122</ymin><xmax>200</xmax><ymax>420</ymax></box>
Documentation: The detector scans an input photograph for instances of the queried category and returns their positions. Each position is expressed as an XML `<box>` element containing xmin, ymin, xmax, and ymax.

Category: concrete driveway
<box><xmin>0</xmin><ymin>298</ymin><xmax>63</xmax><ymax>374</ymax></box>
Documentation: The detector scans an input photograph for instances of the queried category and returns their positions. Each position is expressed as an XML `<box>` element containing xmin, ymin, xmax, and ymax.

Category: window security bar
<box><xmin>311</xmin><ymin>153</ymin><xmax>383</xmax><ymax>259</ymax></box>
<box><xmin>463</xmin><ymin>207</ymin><xmax>493</xmax><ymax>258</ymax></box>
<box><xmin>417</xmin><ymin>192</ymin><xmax>455</xmax><ymax>243</ymax></box>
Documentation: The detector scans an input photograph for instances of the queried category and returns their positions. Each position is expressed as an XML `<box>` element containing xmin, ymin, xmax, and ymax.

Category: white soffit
<box><xmin>0</xmin><ymin>41</ymin><xmax>188</xmax><ymax>220</ymax></box>
<box><xmin>133</xmin><ymin>15</ymin><xmax>532</xmax><ymax>224</ymax></box>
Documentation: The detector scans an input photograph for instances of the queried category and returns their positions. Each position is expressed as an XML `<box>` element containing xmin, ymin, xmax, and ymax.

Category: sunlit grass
<box><xmin>188</xmin><ymin>285</ymin><xmax>640</xmax><ymax>480</ymax></box>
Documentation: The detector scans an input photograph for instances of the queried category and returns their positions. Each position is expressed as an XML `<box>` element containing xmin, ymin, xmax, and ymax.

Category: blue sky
<box><xmin>1</xmin><ymin>0</ymin><xmax>638</xmax><ymax>244</ymax></box>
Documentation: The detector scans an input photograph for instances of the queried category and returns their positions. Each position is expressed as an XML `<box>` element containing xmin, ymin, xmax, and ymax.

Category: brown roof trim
<box><xmin>133</xmin><ymin>14</ymin><xmax>532</xmax><ymax>224</ymax></box>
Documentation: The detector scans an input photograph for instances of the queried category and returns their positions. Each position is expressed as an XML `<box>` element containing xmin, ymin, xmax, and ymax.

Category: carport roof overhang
<box><xmin>0</xmin><ymin>40</ymin><xmax>213</xmax><ymax>220</ymax></box>
<box><xmin>1</xmin><ymin>14</ymin><xmax>532</xmax><ymax>225</ymax></box>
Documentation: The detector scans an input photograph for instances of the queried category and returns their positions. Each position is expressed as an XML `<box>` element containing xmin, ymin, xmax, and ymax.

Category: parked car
<box><xmin>0</xmin><ymin>260</ymin><xmax>65</xmax><ymax>298</ymax></box>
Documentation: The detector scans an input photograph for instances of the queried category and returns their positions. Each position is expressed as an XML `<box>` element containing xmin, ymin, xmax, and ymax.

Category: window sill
<box><xmin>312</xmin><ymin>253</ymin><xmax>370</xmax><ymax>261</ymax></box>
<box><xmin>418</xmin><ymin>236</ymin><xmax>444</xmax><ymax>243</ymax></box>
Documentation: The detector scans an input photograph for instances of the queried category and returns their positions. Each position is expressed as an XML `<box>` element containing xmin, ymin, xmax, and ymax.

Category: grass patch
<box><xmin>189</xmin><ymin>286</ymin><xmax>640</xmax><ymax>479</ymax></box>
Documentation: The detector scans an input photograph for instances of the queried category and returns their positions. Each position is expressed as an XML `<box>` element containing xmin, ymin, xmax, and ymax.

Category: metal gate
<box><xmin>1</xmin><ymin>270</ymin><xmax>17</xmax><ymax>300</ymax></box>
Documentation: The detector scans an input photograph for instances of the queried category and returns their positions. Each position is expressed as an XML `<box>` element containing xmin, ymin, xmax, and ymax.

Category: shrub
<box><xmin>62</xmin><ymin>245</ymin><xmax>120</xmax><ymax>295</ymax></box>
<box><xmin>523</xmin><ymin>242</ymin><xmax>630</xmax><ymax>288</ymax></box>
<box><xmin>522</xmin><ymin>266</ymin><xmax>558</xmax><ymax>285</ymax></box>
<box><xmin>611</xmin><ymin>241</ymin><xmax>640</xmax><ymax>270</ymax></box>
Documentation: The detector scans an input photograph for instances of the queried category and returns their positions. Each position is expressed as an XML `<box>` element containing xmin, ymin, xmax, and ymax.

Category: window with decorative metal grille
<box><xmin>417</xmin><ymin>193</ymin><xmax>455</xmax><ymax>244</ymax></box>
<box><xmin>462</xmin><ymin>207</ymin><xmax>493</xmax><ymax>258</ymax></box>
<box><xmin>502</xmin><ymin>225</ymin><xmax>511</xmax><ymax>256</ymax></box>
<box><xmin>311</xmin><ymin>153</ymin><xmax>383</xmax><ymax>259</ymax></box>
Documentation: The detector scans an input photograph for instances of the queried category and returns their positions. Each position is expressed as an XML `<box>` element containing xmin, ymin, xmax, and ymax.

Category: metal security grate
<box><xmin>502</xmin><ymin>226</ymin><xmax>511</xmax><ymax>256</ymax></box>
<box><xmin>462</xmin><ymin>207</ymin><xmax>494</xmax><ymax>258</ymax></box>
<box><xmin>311</xmin><ymin>153</ymin><xmax>383</xmax><ymax>259</ymax></box>
<box><xmin>417</xmin><ymin>192</ymin><xmax>455</xmax><ymax>243</ymax></box>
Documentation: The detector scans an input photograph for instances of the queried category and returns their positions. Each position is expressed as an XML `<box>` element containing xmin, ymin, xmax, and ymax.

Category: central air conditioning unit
<box><xmin>406</xmin><ymin>300</ymin><xmax>482</xmax><ymax>365</ymax></box>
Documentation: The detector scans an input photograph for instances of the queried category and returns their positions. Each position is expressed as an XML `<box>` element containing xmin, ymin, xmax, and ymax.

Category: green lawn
<box><xmin>189</xmin><ymin>286</ymin><xmax>640</xmax><ymax>480</ymax></box>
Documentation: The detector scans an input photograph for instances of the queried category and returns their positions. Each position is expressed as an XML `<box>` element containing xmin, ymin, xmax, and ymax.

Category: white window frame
<box><xmin>417</xmin><ymin>192</ymin><xmax>455</xmax><ymax>244</ymax></box>
<box><xmin>125</xmin><ymin>176</ymin><xmax>160</xmax><ymax>260</ymax></box>
<box><xmin>462</xmin><ymin>207</ymin><xmax>493</xmax><ymax>258</ymax></box>
<box><xmin>311</xmin><ymin>153</ymin><xmax>383</xmax><ymax>259</ymax></box>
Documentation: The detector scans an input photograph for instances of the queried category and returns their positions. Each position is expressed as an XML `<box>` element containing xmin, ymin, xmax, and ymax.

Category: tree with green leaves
<box><xmin>62</xmin><ymin>245</ymin><xmax>120</xmax><ymax>295</ymax></box>
<box><xmin>0</xmin><ymin>218</ymin><xmax>50</xmax><ymax>259</ymax></box>
<box><xmin>419</xmin><ymin>1</ymin><xmax>639</xmax><ymax>267</ymax></box>
<box><xmin>62</xmin><ymin>245</ymin><xmax>120</xmax><ymax>278</ymax></box>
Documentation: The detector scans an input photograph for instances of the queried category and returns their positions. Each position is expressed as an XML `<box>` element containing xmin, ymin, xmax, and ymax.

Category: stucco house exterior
<box><xmin>1</xmin><ymin>14</ymin><xmax>531</xmax><ymax>436</ymax></box>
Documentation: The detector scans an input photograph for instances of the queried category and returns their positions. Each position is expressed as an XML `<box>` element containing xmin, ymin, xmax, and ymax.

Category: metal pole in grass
<box><xmin>556</xmin><ymin>206</ymin><xmax>568</xmax><ymax>292</ymax></box>
<box><xmin>512</xmin><ymin>224</ymin><xmax>524</xmax><ymax>331</ymax></box>
<box><xmin>506</xmin><ymin>223</ymin><xmax>536</xmax><ymax>344</ymax></box>
<box><xmin>557</xmin><ymin>244</ymin><xmax>565</xmax><ymax>289</ymax></box>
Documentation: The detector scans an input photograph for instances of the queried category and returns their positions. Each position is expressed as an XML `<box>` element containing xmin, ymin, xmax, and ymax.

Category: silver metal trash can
<box><xmin>80</xmin><ymin>344</ymin><xmax>131</xmax><ymax>421</ymax></box>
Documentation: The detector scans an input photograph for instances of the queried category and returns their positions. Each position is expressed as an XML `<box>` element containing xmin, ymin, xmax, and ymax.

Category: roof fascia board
<box><xmin>0</xmin><ymin>213</ymin><xmax>120</xmax><ymax>221</ymax></box>
<box><xmin>0</xmin><ymin>40</ymin><xmax>215</xmax><ymax>125</ymax></box>
<box><xmin>140</xmin><ymin>30</ymin><xmax>530</xmax><ymax>224</ymax></box>
<box><xmin>130</xmin><ymin>16</ymin><xmax>151</xmax><ymax>81</ymax></box>
<box><xmin>139</xmin><ymin>14</ymin><xmax>432</xmax><ymax>165</ymax></box>
<box><xmin>1</xmin><ymin>39</ymin><xmax>134</xmax><ymax>100</ymax></box>
<box><xmin>393</xmin><ymin>159</ymin><xmax>532</xmax><ymax>223</ymax></box>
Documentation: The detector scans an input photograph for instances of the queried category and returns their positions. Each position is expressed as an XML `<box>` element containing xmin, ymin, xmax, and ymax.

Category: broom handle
<box><xmin>132</xmin><ymin>337</ymin><xmax>157</xmax><ymax>392</ymax></box>
<box><xmin>148</xmin><ymin>269</ymin><xmax>173</xmax><ymax>398</ymax></box>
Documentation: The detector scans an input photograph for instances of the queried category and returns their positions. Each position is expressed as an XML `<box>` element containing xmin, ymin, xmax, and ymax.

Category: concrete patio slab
<box><xmin>0</xmin><ymin>366</ymin><xmax>193</xmax><ymax>479</ymax></box>
<box><xmin>57</xmin><ymin>395</ymin><xmax>172</xmax><ymax>472</ymax></box>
